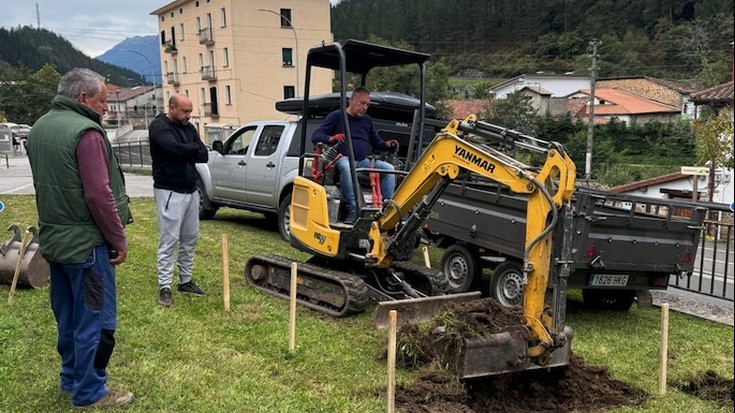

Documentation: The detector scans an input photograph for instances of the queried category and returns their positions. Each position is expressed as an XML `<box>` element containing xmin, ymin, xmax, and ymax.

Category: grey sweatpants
<box><xmin>154</xmin><ymin>188</ymin><xmax>200</xmax><ymax>289</ymax></box>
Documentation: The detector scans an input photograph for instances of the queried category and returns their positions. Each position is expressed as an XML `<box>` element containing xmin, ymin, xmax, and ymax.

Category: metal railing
<box><xmin>670</xmin><ymin>207</ymin><xmax>734</xmax><ymax>302</ymax></box>
<box><xmin>111</xmin><ymin>141</ymin><xmax>152</xmax><ymax>170</ymax></box>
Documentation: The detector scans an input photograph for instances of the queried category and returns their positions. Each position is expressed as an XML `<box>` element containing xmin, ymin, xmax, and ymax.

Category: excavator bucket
<box><xmin>0</xmin><ymin>225</ymin><xmax>50</xmax><ymax>289</ymax></box>
<box><xmin>374</xmin><ymin>291</ymin><xmax>481</xmax><ymax>329</ymax></box>
<box><xmin>460</xmin><ymin>325</ymin><xmax>573</xmax><ymax>379</ymax></box>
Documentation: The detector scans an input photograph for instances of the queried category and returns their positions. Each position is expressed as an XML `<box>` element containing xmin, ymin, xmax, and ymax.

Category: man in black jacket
<box><xmin>148</xmin><ymin>93</ymin><xmax>208</xmax><ymax>307</ymax></box>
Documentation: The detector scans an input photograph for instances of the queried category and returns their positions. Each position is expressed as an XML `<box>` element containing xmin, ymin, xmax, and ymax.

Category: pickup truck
<box><xmin>195</xmin><ymin>91</ymin><xmax>437</xmax><ymax>241</ymax></box>
<box><xmin>423</xmin><ymin>180</ymin><xmax>707</xmax><ymax>310</ymax></box>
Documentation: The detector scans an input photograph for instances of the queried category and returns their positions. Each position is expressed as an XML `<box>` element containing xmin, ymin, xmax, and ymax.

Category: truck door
<box><xmin>210</xmin><ymin>125</ymin><xmax>257</xmax><ymax>201</ymax></box>
<box><xmin>245</xmin><ymin>124</ymin><xmax>287</xmax><ymax>206</ymax></box>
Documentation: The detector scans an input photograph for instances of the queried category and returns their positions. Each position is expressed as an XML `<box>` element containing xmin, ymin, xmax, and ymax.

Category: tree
<box><xmin>481</xmin><ymin>91</ymin><xmax>538</xmax><ymax>134</ymax></box>
<box><xmin>693</xmin><ymin>108</ymin><xmax>734</xmax><ymax>202</ymax></box>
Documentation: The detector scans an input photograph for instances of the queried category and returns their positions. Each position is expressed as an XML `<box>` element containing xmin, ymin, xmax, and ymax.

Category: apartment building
<box><xmin>150</xmin><ymin>0</ymin><xmax>333</xmax><ymax>137</ymax></box>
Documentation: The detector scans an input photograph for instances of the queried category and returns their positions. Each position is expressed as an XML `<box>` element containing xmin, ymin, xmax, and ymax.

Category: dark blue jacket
<box><xmin>311</xmin><ymin>110</ymin><xmax>386</xmax><ymax>161</ymax></box>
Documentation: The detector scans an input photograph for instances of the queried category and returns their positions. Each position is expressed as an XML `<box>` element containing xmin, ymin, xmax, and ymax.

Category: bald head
<box><xmin>167</xmin><ymin>93</ymin><xmax>193</xmax><ymax>125</ymax></box>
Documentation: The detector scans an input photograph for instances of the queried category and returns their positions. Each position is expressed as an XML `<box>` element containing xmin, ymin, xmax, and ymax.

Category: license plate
<box><xmin>589</xmin><ymin>274</ymin><xmax>629</xmax><ymax>287</ymax></box>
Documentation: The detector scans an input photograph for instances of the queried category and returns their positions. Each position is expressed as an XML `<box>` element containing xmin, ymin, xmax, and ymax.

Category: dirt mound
<box><xmin>392</xmin><ymin>298</ymin><xmax>648</xmax><ymax>413</ymax></box>
<box><xmin>675</xmin><ymin>370</ymin><xmax>734</xmax><ymax>410</ymax></box>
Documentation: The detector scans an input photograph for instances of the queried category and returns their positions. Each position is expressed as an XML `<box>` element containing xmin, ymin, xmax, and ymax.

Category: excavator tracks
<box><xmin>245</xmin><ymin>254</ymin><xmax>370</xmax><ymax>317</ymax></box>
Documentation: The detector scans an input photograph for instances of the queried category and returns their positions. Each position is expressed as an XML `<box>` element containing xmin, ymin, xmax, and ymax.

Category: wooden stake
<box><xmin>659</xmin><ymin>303</ymin><xmax>669</xmax><ymax>395</ymax></box>
<box><xmin>422</xmin><ymin>245</ymin><xmax>431</xmax><ymax>268</ymax></box>
<box><xmin>387</xmin><ymin>310</ymin><xmax>397</xmax><ymax>413</ymax></box>
<box><xmin>222</xmin><ymin>234</ymin><xmax>230</xmax><ymax>311</ymax></box>
<box><xmin>7</xmin><ymin>231</ymin><xmax>32</xmax><ymax>306</ymax></box>
<box><xmin>289</xmin><ymin>262</ymin><xmax>298</xmax><ymax>353</ymax></box>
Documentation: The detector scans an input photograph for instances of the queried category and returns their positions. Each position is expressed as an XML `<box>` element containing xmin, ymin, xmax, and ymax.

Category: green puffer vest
<box><xmin>27</xmin><ymin>95</ymin><xmax>130</xmax><ymax>264</ymax></box>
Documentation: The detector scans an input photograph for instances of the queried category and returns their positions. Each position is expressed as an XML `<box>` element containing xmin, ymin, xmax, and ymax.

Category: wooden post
<box><xmin>422</xmin><ymin>246</ymin><xmax>431</xmax><ymax>268</ymax></box>
<box><xmin>7</xmin><ymin>231</ymin><xmax>32</xmax><ymax>306</ymax></box>
<box><xmin>387</xmin><ymin>310</ymin><xmax>398</xmax><ymax>413</ymax></box>
<box><xmin>289</xmin><ymin>262</ymin><xmax>298</xmax><ymax>353</ymax></box>
<box><xmin>222</xmin><ymin>234</ymin><xmax>230</xmax><ymax>311</ymax></box>
<box><xmin>659</xmin><ymin>303</ymin><xmax>669</xmax><ymax>395</ymax></box>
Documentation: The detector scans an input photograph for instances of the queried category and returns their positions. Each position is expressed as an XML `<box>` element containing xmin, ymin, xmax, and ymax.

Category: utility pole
<box><xmin>585</xmin><ymin>39</ymin><xmax>600</xmax><ymax>181</ymax></box>
<box><xmin>36</xmin><ymin>3</ymin><xmax>40</xmax><ymax>28</ymax></box>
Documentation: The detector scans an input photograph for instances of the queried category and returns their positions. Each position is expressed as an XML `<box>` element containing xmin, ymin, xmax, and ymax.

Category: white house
<box><xmin>489</xmin><ymin>74</ymin><xmax>590</xmax><ymax>99</ymax></box>
<box><xmin>611</xmin><ymin>167</ymin><xmax>733</xmax><ymax>207</ymax></box>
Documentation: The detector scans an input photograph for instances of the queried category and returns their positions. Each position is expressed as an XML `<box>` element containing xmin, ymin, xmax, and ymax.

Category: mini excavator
<box><xmin>245</xmin><ymin>40</ymin><xmax>576</xmax><ymax>377</ymax></box>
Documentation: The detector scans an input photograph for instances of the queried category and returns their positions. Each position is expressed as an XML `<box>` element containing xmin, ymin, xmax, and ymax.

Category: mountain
<box><xmin>0</xmin><ymin>26</ymin><xmax>144</xmax><ymax>86</ymax></box>
<box><xmin>96</xmin><ymin>36</ymin><xmax>162</xmax><ymax>86</ymax></box>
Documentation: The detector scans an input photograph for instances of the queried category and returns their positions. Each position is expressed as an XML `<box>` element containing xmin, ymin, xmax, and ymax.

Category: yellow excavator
<box><xmin>245</xmin><ymin>40</ymin><xmax>576</xmax><ymax>377</ymax></box>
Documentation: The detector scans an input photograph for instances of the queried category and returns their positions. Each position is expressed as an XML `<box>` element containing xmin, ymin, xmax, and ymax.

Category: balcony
<box><xmin>201</xmin><ymin>65</ymin><xmax>216</xmax><ymax>81</ymax></box>
<box><xmin>166</xmin><ymin>72</ymin><xmax>180</xmax><ymax>85</ymax></box>
<box><xmin>198</xmin><ymin>27</ymin><xmax>214</xmax><ymax>45</ymax></box>
<box><xmin>164</xmin><ymin>42</ymin><xmax>178</xmax><ymax>54</ymax></box>
<box><xmin>203</xmin><ymin>102</ymin><xmax>219</xmax><ymax>117</ymax></box>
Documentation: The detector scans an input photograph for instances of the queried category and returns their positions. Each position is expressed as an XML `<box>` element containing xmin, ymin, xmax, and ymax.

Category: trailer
<box><xmin>423</xmin><ymin>180</ymin><xmax>706</xmax><ymax>310</ymax></box>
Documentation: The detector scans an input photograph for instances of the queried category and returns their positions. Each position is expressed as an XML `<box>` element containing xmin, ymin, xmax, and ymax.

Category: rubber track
<box><xmin>392</xmin><ymin>261</ymin><xmax>450</xmax><ymax>295</ymax></box>
<box><xmin>245</xmin><ymin>254</ymin><xmax>370</xmax><ymax>317</ymax></box>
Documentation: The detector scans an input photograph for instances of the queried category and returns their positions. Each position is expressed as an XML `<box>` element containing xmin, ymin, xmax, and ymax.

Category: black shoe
<box><xmin>158</xmin><ymin>287</ymin><xmax>173</xmax><ymax>307</ymax></box>
<box><xmin>177</xmin><ymin>281</ymin><xmax>206</xmax><ymax>296</ymax></box>
<box><xmin>344</xmin><ymin>210</ymin><xmax>357</xmax><ymax>224</ymax></box>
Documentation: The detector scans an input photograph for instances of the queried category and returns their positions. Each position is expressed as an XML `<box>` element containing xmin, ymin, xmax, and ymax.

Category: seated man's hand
<box><xmin>329</xmin><ymin>133</ymin><xmax>345</xmax><ymax>144</ymax></box>
<box><xmin>385</xmin><ymin>140</ymin><xmax>399</xmax><ymax>152</ymax></box>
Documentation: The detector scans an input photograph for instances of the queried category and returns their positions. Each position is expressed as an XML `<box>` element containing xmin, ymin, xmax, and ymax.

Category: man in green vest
<box><xmin>27</xmin><ymin>68</ymin><xmax>133</xmax><ymax>409</ymax></box>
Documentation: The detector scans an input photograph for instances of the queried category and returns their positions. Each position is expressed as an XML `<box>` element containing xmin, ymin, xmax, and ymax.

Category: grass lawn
<box><xmin>0</xmin><ymin>195</ymin><xmax>732</xmax><ymax>412</ymax></box>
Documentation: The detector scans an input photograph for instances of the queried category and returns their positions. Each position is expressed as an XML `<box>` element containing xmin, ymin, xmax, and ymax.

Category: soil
<box><xmin>675</xmin><ymin>370</ymin><xmax>734</xmax><ymax>410</ymax></box>
<box><xmin>391</xmin><ymin>298</ymin><xmax>649</xmax><ymax>413</ymax></box>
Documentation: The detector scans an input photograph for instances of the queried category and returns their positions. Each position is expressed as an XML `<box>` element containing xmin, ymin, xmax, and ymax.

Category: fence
<box><xmin>670</xmin><ymin>206</ymin><xmax>734</xmax><ymax>302</ymax></box>
<box><xmin>112</xmin><ymin>140</ymin><xmax>152</xmax><ymax>170</ymax></box>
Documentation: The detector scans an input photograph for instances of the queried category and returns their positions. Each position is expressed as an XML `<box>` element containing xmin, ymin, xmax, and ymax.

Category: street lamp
<box><xmin>127</xmin><ymin>78</ymin><xmax>149</xmax><ymax>126</ymax></box>
<box><xmin>121</xmin><ymin>49</ymin><xmax>158</xmax><ymax>115</ymax></box>
<box><xmin>258</xmin><ymin>8</ymin><xmax>300</xmax><ymax>97</ymax></box>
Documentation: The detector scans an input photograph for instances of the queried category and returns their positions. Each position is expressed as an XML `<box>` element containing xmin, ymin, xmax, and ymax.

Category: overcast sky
<box><xmin>1</xmin><ymin>1</ymin><xmax>340</xmax><ymax>58</ymax></box>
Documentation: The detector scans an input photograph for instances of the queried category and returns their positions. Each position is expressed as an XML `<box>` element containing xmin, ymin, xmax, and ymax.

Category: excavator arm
<box><xmin>368</xmin><ymin>116</ymin><xmax>575</xmax><ymax>358</ymax></box>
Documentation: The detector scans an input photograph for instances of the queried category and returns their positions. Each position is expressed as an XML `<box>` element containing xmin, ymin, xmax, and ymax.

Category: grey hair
<box><xmin>57</xmin><ymin>68</ymin><xmax>105</xmax><ymax>99</ymax></box>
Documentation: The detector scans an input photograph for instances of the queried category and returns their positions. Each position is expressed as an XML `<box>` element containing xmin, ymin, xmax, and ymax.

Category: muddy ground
<box><xmin>392</xmin><ymin>298</ymin><xmax>649</xmax><ymax>413</ymax></box>
<box><xmin>675</xmin><ymin>370</ymin><xmax>734</xmax><ymax>410</ymax></box>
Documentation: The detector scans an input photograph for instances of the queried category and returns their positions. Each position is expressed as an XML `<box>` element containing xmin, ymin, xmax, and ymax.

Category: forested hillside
<box><xmin>0</xmin><ymin>26</ymin><xmax>144</xmax><ymax>85</ymax></box>
<box><xmin>332</xmin><ymin>0</ymin><xmax>733</xmax><ymax>87</ymax></box>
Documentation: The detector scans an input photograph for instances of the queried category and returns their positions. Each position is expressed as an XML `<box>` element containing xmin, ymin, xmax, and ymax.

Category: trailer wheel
<box><xmin>582</xmin><ymin>289</ymin><xmax>635</xmax><ymax>311</ymax></box>
<box><xmin>277</xmin><ymin>193</ymin><xmax>292</xmax><ymax>242</ymax></box>
<box><xmin>440</xmin><ymin>244</ymin><xmax>480</xmax><ymax>293</ymax></box>
<box><xmin>196</xmin><ymin>179</ymin><xmax>218</xmax><ymax>220</ymax></box>
<box><xmin>489</xmin><ymin>261</ymin><xmax>524</xmax><ymax>307</ymax></box>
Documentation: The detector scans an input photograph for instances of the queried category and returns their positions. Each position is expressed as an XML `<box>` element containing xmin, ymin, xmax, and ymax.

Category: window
<box><xmin>283</xmin><ymin>86</ymin><xmax>295</xmax><ymax>99</ymax></box>
<box><xmin>279</xmin><ymin>8</ymin><xmax>292</xmax><ymax>27</ymax></box>
<box><xmin>198</xmin><ymin>53</ymin><xmax>204</xmax><ymax>68</ymax></box>
<box><xmin>180</xmin><ymin>23</ymin><xmax>185</xmax><ymax>40</ymax></box>
<box><xmin>208</xmin><ymin>49</ymin><xmax>215</xmax><ymax>66</ymax></box>
<box><xmin>222</xmin><ymin>47</ymin><xmax>229</xmax><ymax>67</ymax></box>
<box><xmin>160</xmin><ymin>30</ymin><xmax>167</xmax><ymax>44</ymax></box>
<box><xmin>196</xmin><ymin>17</ymin><xmax>201</xmax><ymax>32</ymax></box>
<box><xmin>225</xmin><ymin>85</ymin><xmax>232</xmax><ymax>104</ymax></box>
<box><xmin>254</xmin><ymin>126</ymin><xmax>285</xmax><ymax>157</ymax></box>
<box><xmin>200</xmin><ymin>88</ymin><xmax>206</xmax><ymax>103</ymax></box>
<box><xmin>170</xmin><ymin>26</ymin><xmax>176</xmax><ymax>46</ymax></box>
<box><xmin>220</xmin><ymin>7</ymin><xmax>227</xmax><ymax>27</ymax></box>
<box><xmin>282</xmin><ymin>48</ymin><xmax>293</xmax><ymax>66</ymax></box>
<box><xmin>224</xmin><ymin>127</ymin><xmax>256</xmax><ymax>155</ymax></box>
<box><xmin>182</xmin><ymin>57</ymin><xmax>188</xmax><ymax>73</ymax></box>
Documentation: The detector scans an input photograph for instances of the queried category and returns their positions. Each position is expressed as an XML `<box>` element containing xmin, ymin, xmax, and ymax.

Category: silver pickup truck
<box><xmin>195</xmin><ymin>120</ymin><xmax>304</xmax><ymax>241</ymax></box>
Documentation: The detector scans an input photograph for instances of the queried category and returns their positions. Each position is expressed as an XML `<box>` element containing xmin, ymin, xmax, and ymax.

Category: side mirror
<box><xmin>212</xmin><ymin>140</ymin><xmax>224</xmax><ymax>153</ymax></box>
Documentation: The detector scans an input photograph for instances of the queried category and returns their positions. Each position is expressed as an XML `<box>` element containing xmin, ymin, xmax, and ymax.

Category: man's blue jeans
<box><xmin>335</xmin><ymin>156</ymin><xmax>395</xmax><ymax>216</ymax></box>
<box><xmin>50</xmin><ymin>244</ymin><xmax>117</xmax><ymax>407</ymax></box>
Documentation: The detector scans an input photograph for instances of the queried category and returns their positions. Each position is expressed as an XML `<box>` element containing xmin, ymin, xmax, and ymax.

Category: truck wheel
<box><xmin>489</xmin><ymin>261</ymin><xmax>524</xmax><ymax>307</ymax></box>
<box><xmin>582</xmin><ymin>289</ymin><xmax>635</xmax><ymax>311</ymax></box>
<box><xmin>278</xmin><ymin>193</ymin><xmax>292</xmax><ymax>242</ymax></box>
<box><xmin>196</xmin><ymin>179</ymin><xmax>218</xmax><ymax>220</ymax></box>
<box><xmin>440</xmin><ymin>244</ymin><xmax>480</xmax><ymax>293</ymax></box>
